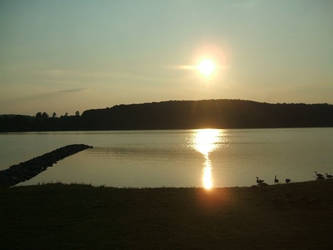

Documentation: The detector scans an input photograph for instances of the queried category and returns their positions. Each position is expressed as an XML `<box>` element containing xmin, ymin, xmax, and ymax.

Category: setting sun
<box><xmin>197</xmin><ymin>59</ymin><xmax>216</xmax><ymax>77</ymax></box>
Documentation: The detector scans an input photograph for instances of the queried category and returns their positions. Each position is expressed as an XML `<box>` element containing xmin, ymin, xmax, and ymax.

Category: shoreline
<box><xmin>14</xmin><ymin>178</ymin><xmax>328</xmax><ymax>189</ymax></box>
<box><xmin>1</xmin><ymin>126</ymin><xmax>333</xmax><ymax>133</ymax></box>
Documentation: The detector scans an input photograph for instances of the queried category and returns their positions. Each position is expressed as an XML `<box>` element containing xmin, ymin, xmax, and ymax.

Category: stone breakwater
<box><xmin>0</xmin><ymin>144</ymin><xmax>93</xmax><ymax>187</ymax></box>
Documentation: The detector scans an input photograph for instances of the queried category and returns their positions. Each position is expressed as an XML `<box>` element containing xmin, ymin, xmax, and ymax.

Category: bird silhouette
<box><xmin>256</xmin><ymin>176</ymin><xmax>264</xmax><ymax>185</ymax></box>
<box><xmin>325</xmin><ymin>173</ymin><xmax>333</xmax><ymax>179</ymax></box>
<box><xmin>314</xmin><ymin>171</ymin><xmax>325</xmax><ymax>180</ymax></box>
<box><xmin>274</xmin><ymin>175</ymin><xmax>279</xmax><ymax>184</ymax></box>
<box><xmin>285</xmin><ymin>178</ymin><xmax>291</xmax><ymax>184</ymax></box>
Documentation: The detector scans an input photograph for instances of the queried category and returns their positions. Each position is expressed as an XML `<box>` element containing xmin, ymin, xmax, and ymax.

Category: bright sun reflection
<box><xmin>193</xmin><ymin>129</ymin><xmax>221</xmax><ymax>190</ymax></box>
<box><xmin>194</xmin><ymin>129</ymin><xmax>220</xmax><ymax>157</ymax></box>
<box><xmin>202</xmin><ymin>159</ymin><xmax>213</xmax><ymax>190</ymax></box>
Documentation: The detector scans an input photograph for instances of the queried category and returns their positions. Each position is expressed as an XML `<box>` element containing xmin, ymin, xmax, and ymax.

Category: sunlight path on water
<box><xmin>193</xmin><ymin>129</ymin><xmax>222</xmax><ymax>190</ymax></box>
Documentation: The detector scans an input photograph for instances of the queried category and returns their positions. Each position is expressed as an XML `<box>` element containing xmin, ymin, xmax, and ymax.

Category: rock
<box><xmin>0</xmin><ymin>144</ymin><xmax>93</xmax><ymax>187</ymax></box>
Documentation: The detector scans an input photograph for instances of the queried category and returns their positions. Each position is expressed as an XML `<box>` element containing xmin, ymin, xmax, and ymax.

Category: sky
<box><xmin>1</xmin><ymin>0</ymin><xmax>333</xmax><ymax>115</ymax></box>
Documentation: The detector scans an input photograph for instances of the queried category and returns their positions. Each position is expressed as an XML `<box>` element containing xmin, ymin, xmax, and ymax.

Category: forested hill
<box><xmin>1</xmin><ymin>99</ymin><xmax>333</xmax><ymax>131</ymax></box>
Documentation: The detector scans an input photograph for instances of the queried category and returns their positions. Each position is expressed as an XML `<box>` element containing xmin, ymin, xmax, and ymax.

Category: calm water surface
<box><xmin>0</xmin><ymin>128</ymin><xmax>332</xmax><ymax>188</ymax></box>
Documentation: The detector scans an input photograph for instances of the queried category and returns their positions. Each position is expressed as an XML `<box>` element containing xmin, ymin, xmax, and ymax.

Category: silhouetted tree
<box><xmin>35</xmin><ymin>112</ymin><xmax>42</xmax><ymax>119</ymax></box>
<box><xmin>41</xmin><ymin>112</ymin><xmax>49</xmax><ymax>119</ymax></box>
<box><xmin>75</xmin><ymin>111</ymin><xmax>80</xmax><ymax>116</ymax></box>
<box><xmin>52</xmin><ymin>112</ymin><xmax>56</xmax><ymax>118</ymax></box>
<box><xmin>64</xmin><ymin>112</ymin><xmax>68</xmax><ymax>117</ymax></box>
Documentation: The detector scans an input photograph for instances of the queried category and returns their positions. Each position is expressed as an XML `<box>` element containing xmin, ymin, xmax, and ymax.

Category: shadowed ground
<box><xmin>1</xmin><ymin>181</ymin><xmax>332</xmax><ymax>250</ymax></box>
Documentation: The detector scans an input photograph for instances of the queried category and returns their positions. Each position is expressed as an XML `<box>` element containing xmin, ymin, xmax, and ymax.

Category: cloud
<box><xmin>57</xmin><ymin>88</ymin><xmax>85</xmax><ymax>94</ymax></box>
<box><xmin>40</xmin><ymin>68</ymin><xmax>180</xmax><ymax>85</ymax></box>
<box><xmin>10</xmin><ymin>88</ymin><xmax>86</xmax><ymax>102</ymax></box>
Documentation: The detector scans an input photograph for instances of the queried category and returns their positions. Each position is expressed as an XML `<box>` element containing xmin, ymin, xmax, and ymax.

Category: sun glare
<box><xmin>197</xmin><ymin>59</ymin><xmax>216</xmax><ymax>77</ymax></box>
<box><xmin>193</xmin><ymin>129</ymin><xmax>220</xmax><ymax>157</ymax></box>
<box><xmin>193</xmin><ymin>129</ymin><xmax>222</xmax><ymax>190</ymax></box>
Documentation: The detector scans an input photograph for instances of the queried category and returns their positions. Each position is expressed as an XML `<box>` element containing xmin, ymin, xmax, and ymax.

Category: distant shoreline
<box><xmin>1</xmin><ymin>99</ymin><xmax>333</xmax><ymax>131</ymax></box>
<box><xmin>0</xmin><ymin>126</ymin><xmax>333</xmax><ymax>133</ymax></box>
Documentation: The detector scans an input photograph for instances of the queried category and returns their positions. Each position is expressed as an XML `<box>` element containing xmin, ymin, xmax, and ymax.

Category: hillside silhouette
<box><xmin>1</xmin><ymin>99</ymin><xmax>333</xmax><ymax>132</ymax></box>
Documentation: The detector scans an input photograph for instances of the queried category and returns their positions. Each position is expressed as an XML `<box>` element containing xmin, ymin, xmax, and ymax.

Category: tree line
<box><xmin>35</xmin><ymin>111</ymin><xmax>80</xmax><ymax>119</ymax></box>
<box><xmin>0</xmin><ymin>99</ymin><xmax>333</xmax><ymax>132</ymax></box>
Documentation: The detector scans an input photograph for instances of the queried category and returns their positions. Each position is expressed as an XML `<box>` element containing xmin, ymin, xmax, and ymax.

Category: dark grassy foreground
<box><xmin>1</xmin><ymin>181</ymin><xmax>333</xmax><ymax>250</ymax></box>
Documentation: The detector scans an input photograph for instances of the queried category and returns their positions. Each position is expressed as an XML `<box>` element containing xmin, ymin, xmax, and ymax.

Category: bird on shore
<box><xmin>274</xmin><ymin>175</ymin><xmax>279</xmax><ymax>184</ymax></box>
<box><xmin>285</xmin><ymin>178</ymin><xmax>291</xmax><ymax>184</ymax></box>
<box><xmin>314</xmin><ymin>171</ymin><xmax>325</xmax><ymax>180</ymax></box>
<box><xmin>256</xmin><ymin>176</ymin><xmax>264</xmax><ymax>185</ymax></box>
<box><xmin>326</xmin><ymin>173</ymin><xmax>333</xmax><ymax>179</ymax></box>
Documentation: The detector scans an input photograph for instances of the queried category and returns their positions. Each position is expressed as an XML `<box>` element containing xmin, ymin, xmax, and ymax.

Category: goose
<box><xmin>256</xmin><ymin>176</ymin><xmax>264</xmax><ymax>184</ymax></box>
<box><xmin>285</xmin><ymin>178</ymin><xmax>291</xmax><ymax>184</ymax></box>
<box><xmin>325</xmin><ymin>173</ymin><xmax>333</xmax><ymax>179</ymax></box>
<box><xmin>314</xmin><ymin>171</ymin><xmax>325</xmax><ymax>180</ymax></box>
<box><xmin>274</xmin><ymin>175</ymin><xmax>279</xmax><ymax>184</ymax></box>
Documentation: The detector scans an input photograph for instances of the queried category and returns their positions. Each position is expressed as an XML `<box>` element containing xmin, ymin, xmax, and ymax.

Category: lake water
<box><xmin>0</xmin><ymin>128</ymin><xmax>332</xmax><ymax>188</ymax></box>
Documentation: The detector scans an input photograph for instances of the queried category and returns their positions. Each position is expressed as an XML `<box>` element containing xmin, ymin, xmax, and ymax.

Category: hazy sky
<box><xmin>1</xmin><ymin>0</ymin><xmax>332</xmax><ymax>115</ymax></box>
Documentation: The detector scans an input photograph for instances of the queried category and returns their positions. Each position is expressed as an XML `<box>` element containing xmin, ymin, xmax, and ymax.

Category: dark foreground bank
<box><xmin>0</xmin><ymin>144</ymin><xmax>92</xmax><ymax>187</ymax></box>
<box><xmin>1</xmin><ymin>181</ymin><xmax>332</xmax><ymax>250</ymax></box>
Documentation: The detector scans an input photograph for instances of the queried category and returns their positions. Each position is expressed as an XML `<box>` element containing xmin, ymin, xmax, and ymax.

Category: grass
<box><xmin>1</xmin><ymin>181</ymin><xmax>333</xmax><ymax>250</ymax></box>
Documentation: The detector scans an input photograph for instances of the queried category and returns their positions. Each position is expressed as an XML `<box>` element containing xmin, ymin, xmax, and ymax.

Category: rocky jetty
<box><xmin>0</xmin><ymin>144</ymin><xmax>93</xmax><ymax>187</ymax></box>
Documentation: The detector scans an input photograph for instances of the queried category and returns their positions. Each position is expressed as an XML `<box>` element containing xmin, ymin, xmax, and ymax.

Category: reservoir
<box><xmin>0</xmin><ymin>128</ymin><xmax>332</xmax><ymax>188</ymax></box>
